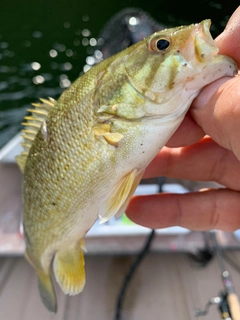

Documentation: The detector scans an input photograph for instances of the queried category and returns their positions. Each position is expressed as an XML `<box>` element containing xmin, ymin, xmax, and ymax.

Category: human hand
<box><xmin>126</xmin><ymin>7</ymin><xmax>240</xmax><ymax>232</ymax></box>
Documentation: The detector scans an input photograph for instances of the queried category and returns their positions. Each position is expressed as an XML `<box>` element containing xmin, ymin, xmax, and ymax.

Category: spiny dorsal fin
<box><xmin>15</xmin><ymin>97</ymin><xmax>56</xmax><ymax>172</ymax></box>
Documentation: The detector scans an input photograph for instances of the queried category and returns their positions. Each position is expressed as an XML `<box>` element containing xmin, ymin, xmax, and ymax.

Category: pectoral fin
<box><xmin>53</xmin><ymin>241</ymin><xmax>86</xmax><ymax>296</ymax></box>
<box><xmin>115</xmin><ymin>169</ymin><xmax>144</xmax><ymax>219</ymax></box>
<box><xmin>99</xmin><ymin>169</ymin><xmax>144</xmax><ymax>223</ymax></box>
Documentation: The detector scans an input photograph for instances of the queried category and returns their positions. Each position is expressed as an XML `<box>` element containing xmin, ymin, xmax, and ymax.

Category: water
<box><xmin>0</xmin><ymin>0</ymin><xmax>238</xmax><ymax>148</ymax></box>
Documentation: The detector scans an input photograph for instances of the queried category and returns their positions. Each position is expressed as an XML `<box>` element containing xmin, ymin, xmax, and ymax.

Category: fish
<box><xmin>16</xmin><ymin>20</ymin><xmax>237</xmax><ymax>312</ymax></box>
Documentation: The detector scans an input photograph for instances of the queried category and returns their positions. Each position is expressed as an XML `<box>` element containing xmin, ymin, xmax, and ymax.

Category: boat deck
<box><xmin>2</xmin><ymin>252</ymin><xmax>240</xmax><ymax>320</ymax></box>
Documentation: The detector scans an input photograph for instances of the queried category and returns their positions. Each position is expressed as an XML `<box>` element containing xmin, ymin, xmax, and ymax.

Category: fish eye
<box><xmin>149</xmin><ymin>35</ymin><xmax>171</xmax><ymax>52</ymax></box>
<box><xmin>156</xmin><ymin>39</ymin><xmax>170</xmax><ymax>51</ymax></box>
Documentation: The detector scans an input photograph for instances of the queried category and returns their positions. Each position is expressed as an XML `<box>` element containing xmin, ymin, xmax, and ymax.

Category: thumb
<box><xmin>215</xmin><ymin>6</ymin><xmax>240</xmax><ymax>67</ymax></box>
<box><xmin>191</xmin><ymin>6</ymin><xmax>240</xmax><ymax>159</ymax></box>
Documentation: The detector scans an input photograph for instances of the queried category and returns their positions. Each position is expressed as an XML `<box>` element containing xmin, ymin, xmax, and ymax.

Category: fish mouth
<box><xmin>195</xmin><ymin>20</ymin><xmax>237</xmax><ymax>74</ymax></box>
<box><xmin>194</xmin><ymin>20</ymin><xmax>219</xmax><ymax>61</ymax></box>
<box><xmin>178</xmin><ymin>20</ymin><xmax>219</xmax><ymax>63</ymax></box>
<box><xmin>179</xmin><ymin>20</ymin><xmax>237</xmax><ymax>75</ymax></box>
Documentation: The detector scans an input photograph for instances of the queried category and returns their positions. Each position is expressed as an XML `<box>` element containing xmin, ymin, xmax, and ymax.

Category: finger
<box><xmin>144</xmin><ymin>137</ymin><xmax>240</xmax><ymax>191</ymax></box>
<box><xmin>190</xmin><ymin>7</ymin><xmax>240</xmax><ymax>156</ymax></box>
<box><xmin>215</xmin><ymin>6</ymin><xmax>240</xmax><ymax>66</ymax></box>
<box><xmin>191</xmin><ymin>75</ymin><xmax>240</xmax><ymax>159</ymax></box>
<box><xmin>126</xmin><ymin>189</ymin><xmax>240</xmax><ymax>232</ymax></box>
<box><xmin>168</xmin><ymin>7</ymin><xmax>240</xmax><ymax>149</ymax></box>
<box><xmin>166</xmin><ymin>112</ymin><xmax>205</xmax><ymax>147</ymax></box>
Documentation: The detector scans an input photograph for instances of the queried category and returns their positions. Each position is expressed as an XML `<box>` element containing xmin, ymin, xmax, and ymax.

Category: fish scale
<box><xmin>16</xmin><ymin>20</ymin><xmax>237</xmax><ymax>312</ymax></box>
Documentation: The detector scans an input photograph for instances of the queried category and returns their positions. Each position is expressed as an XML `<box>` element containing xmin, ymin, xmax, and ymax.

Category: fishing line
<box><xmin>114</xmin><ymin>229</ymin><xmax>155</xmax><ymax>320</ymax></box>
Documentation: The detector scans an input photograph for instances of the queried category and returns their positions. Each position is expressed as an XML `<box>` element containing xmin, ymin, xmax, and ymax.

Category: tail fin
<box><xmin>25</xmin><ymin>251</ymin><xmax>57</xmax><ymax>312</ymax></box>
<box><xmin>37</xmin><ymin>270</ymin><xmax>57</xmax><ymax>313</ymax></box>
<box><xmin>53</xmin><ymin>240</ymin><xmax>86</xmax><ymax>295</ymax></box>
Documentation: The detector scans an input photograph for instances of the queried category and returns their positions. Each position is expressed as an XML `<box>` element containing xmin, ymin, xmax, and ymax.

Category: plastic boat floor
<box><xmin>1</xmin><ymin>252</ymin><xmax>240</xmax><ymax>320</ymax></box>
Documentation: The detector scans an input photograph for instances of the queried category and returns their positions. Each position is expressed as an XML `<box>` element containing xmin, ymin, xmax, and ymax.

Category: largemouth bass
<box><xmin>16</xmin><ymin>20</ymin><xmax>237</xmax><ymax>312</ymax></box>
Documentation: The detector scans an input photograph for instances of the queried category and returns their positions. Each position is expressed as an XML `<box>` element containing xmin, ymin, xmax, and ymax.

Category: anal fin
<box><xmin>53</xmin><ymin>240</ymin><xmax>86</xmax><ymax>296</ymax></box>
<box><xmin>99</xmin><ymin>169</ymin><xmax>144</xmax><ymax>223</ymax></box>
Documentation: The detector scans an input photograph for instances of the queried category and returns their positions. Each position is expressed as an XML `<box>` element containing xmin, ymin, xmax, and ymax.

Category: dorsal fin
<box><xmin>15</xmin><ymin>97</ymin><xmax>56</xmax><ymax>172</ymax></box>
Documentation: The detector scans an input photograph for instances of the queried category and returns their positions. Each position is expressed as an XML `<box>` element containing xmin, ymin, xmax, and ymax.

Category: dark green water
<box><xmin>0</xmin><ymin>0</ymin><xmax>238</xmax><ymax>148</ymax></box>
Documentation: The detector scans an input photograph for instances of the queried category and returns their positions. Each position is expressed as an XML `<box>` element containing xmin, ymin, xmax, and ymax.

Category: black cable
<box><xmin>114</xmin><ymin>229</ymin><xmax>155</xmax><ymax>320</ymax></box>
<box><xmin>186</xmin><ymin>232</ymin><xmax>214</xmax><ymax>268</ymax></box>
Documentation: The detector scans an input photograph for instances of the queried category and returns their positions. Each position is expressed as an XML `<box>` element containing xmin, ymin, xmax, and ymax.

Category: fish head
<box><xmin>123</xmin><ymin>19</ymin><xmax>237</xmax><ymax>118</ymax></box>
